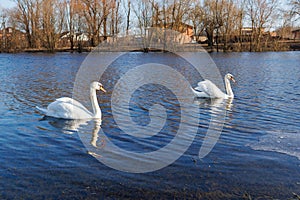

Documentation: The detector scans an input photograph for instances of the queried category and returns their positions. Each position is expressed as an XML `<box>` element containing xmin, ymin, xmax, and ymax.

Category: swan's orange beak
<box><xmin>100</xmin><ymin>86</ymin><xmax>106</xmax><ymax>93</ymax></box>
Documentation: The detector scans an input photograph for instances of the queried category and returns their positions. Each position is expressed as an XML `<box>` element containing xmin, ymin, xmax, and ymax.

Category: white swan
<box><xmin>191</xmin><ymin>73</ymin><xmax>235</xmax><ymax>99</ymax></box>
<box><xmin>36</xmin><ymin>81</ymin><xmax>106</xmax><ymax>119</ymax></box>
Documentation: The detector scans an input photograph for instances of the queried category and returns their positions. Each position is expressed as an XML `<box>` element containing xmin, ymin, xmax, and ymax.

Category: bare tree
<box><xmin>41</xmin><ymin>0</ymin><xmax>62</xmax><ymax>51</ymax></box>
<box><xmin>189</xmin><ymin>1</ymin><xmax>205</xmax><ymax>42</ymax></box>
<box><xmin>65</xmin><ymin>0</ymin><xmax>75</xmax><ymax>50</ymax></box>
<box><xmin>245</xmin><ymin>0</ymin><xmax>279</xmax><ymax>51</ymax></box>
<box><xmin>81</xmin><ymin>0</ymin><xmax>101</xmax><ymax>46</ymax></box>
<box><xmin>13</xmin><ymin>0</ymin><xmax>41</xmax><ymax>48</ymax></box>
<box><xmin>0</xmin><ymin>8</ymin><xmax>9</xmax><ymax>50</ymax></box>
<box><xmin>151</xmin><ymin>0</ymin><xmax>160</xmax><ymax>27</ymax></box>
<box><xmin>219</xmin><ymin>0</ymin><xmax>243</xmax><ymax>51</ymax></box>
<box><xmin>169</xmin><ymin>0</ymin><xmax>190</xmax><ymax>29</ymax></box>
<box><xmin>126</xmin><ymin>0</ymin><xmax>130</xmax><ymax>35</ymax></box>
<box><xmin>236</xmin><ymin>0</ymin><xmax>245</xmax><ymax>51</ymax></box>
<box><xmin>202</xmin><ymin>0</ymin><xmax>218</xmax><ymax>50</ymax></box>
<box><xmin>290</xmin><ymin>0</ymin><xmax>300</xmax><ymax>18</ymax></box>
<box><xmin>133</xmin><ymin>0</ymin><xmax>153</xmax><ymax>36</ymax></box>
<box><xmin>102</xmin><ymin>0</ymin><xmax>108</xmax><ymax>38</ymax></box>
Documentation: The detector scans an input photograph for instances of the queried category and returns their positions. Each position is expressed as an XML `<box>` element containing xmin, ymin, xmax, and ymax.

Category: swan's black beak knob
<box><xmin>100</xmin><ymin>86</ymin><xmax>106</xmax><ymax>93</ymax></box>
<box><xmin>231</xmin><ymin>77</ymin><xmax>236</xmax><ymax>83</ymax></box>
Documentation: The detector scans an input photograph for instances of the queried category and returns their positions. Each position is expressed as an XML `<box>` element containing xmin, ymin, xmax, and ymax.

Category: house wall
<box><xmin>293</xmin><ymin>30</ymin><xmax>300</xmax><ymax>40</ymax></box>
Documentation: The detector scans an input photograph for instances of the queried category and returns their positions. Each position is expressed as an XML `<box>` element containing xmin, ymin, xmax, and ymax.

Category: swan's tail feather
<box><xmin>36</xmin><ymin>106</ymin><xmax>48</xmax><ymax>114</ymax></box>
<box><xmin>190</xmin><ymin>87</ymin><xmax>200</xmax><ymax>96</ymax></box>
<box><xmin>191</xmin><ymin>87</ymin><xmax>210</xmax><ymax>98</ymax></box>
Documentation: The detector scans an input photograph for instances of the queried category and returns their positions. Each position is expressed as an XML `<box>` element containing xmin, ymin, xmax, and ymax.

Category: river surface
<box><xmin>0</xmin><ymin>51</ymin><xmax>299</xmax><ymax>199</ymax></box>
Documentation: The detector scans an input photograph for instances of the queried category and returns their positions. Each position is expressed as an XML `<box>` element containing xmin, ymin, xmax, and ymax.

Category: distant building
<box><xmin>241</xmin><ymin>27</ymin><xmax>266</xmax><ymax>35</ymax></box>
<box><xmin>292</xmin><ymin>28</ymin><xmax>300</xmax><ymax>40</ymax></box>
<box><xmin>275</xmin><ymin>26</ymin><xmax>294</xmax><ymax>39</ymax></box>
<box><xmin>241</xmin><ymin>27</ymin><xmax>253</xmax><ymax>36</ymax></box>
<box><xmin>60</xmin><ymin>32</ymin><xmax>89</xmax><ymax>42</ymax></box>
<box><xmin>193</xmin><ymin>35</ymin><xmax>208</xmax><ymax>43</ymax></box>
<box><xmin>172</xmin><ymin>22</ymin><xmax>193</xmax><ymax>38</ymax></box>
<box><xmin>151</xmin><ymin>22</ymin><xmax>194</xmax><ymax>44</ymax></box>
<box><xmin>0</xmin><ymin>27</ymin><xmax>27</xmax><ymax>51</ymax></box>
<box><xmin>269</xmin><ymin>31</ymin><xmax>277</xmax><ymax>38</ymax></box>
<box><xmin>59</xmin><ymin>31</ymin><xmax>90</xmax><ymax>48</ymax></box>
<box><xmin>0</xmin><ymin>27</ymin><xmax>26</xmax><ymax>40</ymax></box>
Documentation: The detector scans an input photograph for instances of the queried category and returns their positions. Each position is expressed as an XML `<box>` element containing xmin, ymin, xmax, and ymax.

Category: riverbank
<box><xmin>198</xmin><ymin>39</ymin><xmax>300</xmax><ymax>52</ymax></box>
<box><xmin>1</xmin><ymin>40</ymin><xmax>300</xmax><ymax>53</ymax></box>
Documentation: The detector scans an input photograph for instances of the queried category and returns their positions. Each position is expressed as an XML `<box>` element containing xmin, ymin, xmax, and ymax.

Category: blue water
<box><xmin>0</xmin><ymin>52</ymin><xmax>299</xmax><ymax>199</ymax></box>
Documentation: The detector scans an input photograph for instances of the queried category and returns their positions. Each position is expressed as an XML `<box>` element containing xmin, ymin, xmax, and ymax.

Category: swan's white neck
<box><xmin>225</xmin><ymin>76</ymin><xmax>234</xmax><ymax>98</ymax></box>
<box><xmin>90</xmin><ymin>87</ymin><xmax>101</xmax><ymax>118</ymax></box>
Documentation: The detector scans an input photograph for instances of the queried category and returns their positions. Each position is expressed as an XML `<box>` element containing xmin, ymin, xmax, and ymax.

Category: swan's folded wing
<box><xmin>197</xmin><ymin>80</ymin><xmax>225</xmax><ymax>98</ymax></box>
<box><xmin>47</xmin><ymin>98</ymin><xmax>92</xmax><ymax>119</ymax></box>
<box><xmin>55</xmin><ymin>97</ymin><xmax>85</xmax><ymax>108</ymax></box>
<box><xmin>47</xmin><ymin>100</ymin><xmax>72</xmax><ymax>119</ymax></box>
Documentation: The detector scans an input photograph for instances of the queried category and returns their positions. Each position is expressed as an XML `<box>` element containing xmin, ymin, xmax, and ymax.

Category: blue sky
<box><xmin>0</xmin><ymin>0</ymin><xmax>16</xmax><ymax>9</ymax></box>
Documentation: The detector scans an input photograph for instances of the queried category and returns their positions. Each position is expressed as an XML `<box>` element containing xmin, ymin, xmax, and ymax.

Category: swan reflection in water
<box><xmin>40</xmin><ymin>97</ymin><xmax>233</xmax><ymax>160</ymax></box>
<box><xmin>193</xmin><ymin>97</ymin><xmax>233</xmax><ymax>111</ymax></box>
<box><xmin>194</xmin><ymin>97</ymin><xmax>233</xmax><ymax>158</ymax></box>
<box><xmin>40</xmin><ymin>117</ymin><xmax>105</xmax><ymax>150</ymax></box>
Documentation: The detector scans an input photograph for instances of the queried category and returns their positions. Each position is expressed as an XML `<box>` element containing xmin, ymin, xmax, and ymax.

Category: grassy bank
<box><xmin>1</xmin><ymin>40</ymin><xmax>300</xmax><ymax>53</ymax></box>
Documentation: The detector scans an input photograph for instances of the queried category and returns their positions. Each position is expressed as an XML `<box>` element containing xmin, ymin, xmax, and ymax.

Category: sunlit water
<box><xmin>0</xmin><ymin>52</ymin><xmax>299</xmax><ymax>199</ymax></box>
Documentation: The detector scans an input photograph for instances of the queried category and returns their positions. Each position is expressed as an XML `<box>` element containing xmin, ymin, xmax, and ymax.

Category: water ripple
<box><xmin>0</xmin><ymin>52</ymin><xmax>300</xmax><ymax>199</ymax></box>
